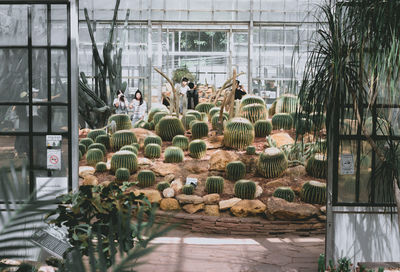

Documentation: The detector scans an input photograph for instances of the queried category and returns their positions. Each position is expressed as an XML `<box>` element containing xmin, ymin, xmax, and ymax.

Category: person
<box><xmin>129</xmin><ymin>89</ymin><xmax>147</xmax><ymax>126</ymax></box>
<box><xmin>179</xmin><ymin>77</ymin><xmax>190</xmax><ymax>112</ymax></box>
<box><xmin>234</xmin><ymin>80</ymin><xmax>247</xmax><ymax>100</ymax></box>
<box><xmin>113</xmin><ymin>90</ymin><xmax>129</xmax><ymax>114</ymax></box>
<box><xmin>162</xmin><ymin>90</ymin><xmax>170</xmax><ymax>108</ymax></box>
<box><xmin>187</xmin><ymin>82</ymin><xmax>199</xmax><ymax>110</ymax></box>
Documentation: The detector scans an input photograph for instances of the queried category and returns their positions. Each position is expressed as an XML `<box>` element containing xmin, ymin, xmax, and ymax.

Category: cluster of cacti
<box><xmin>223</xmin><ymin>117</ymin><xmax>255</xmax><ymax>150</ymax></box>
<box><xmin>186</xmin><ymin>110</ymin><xmax>202</xmax><ymax>120</ymax></box>
<box><xmin>273</xmin><ymin>187</ymin><xmax>295</xmax><ymax>202</ymax></box>
<box><xmin>148</xmin><ymin>107</ymin><xmax>167</xmax><ymax>122</ymax></box>
<box><xmin>86</xmin><ymin>148</ymin><xmax>104</xmax><ymax>166</ymax></box>
<box><xmin>110</xmin><ymin>150</ymin><xmax>138</xmax><ymax>173</ymax></box>
<box><xmin>144</xmin><ymin>135</ymin><xmax>162</xmax><ymax>147</ymax></box>
<box><xmin>107</xmin><ymin>114</ymin><xmax>132</xmax><ymax>131</ymax></box>
<box><xmin>134</xmin><ymin>120</ymin><xmax>152</xmax><ymax>130</ymax></box>
<box><xmin>115</xmin><ymin>168</ymin><xmax>130</xmax><ymax>182</ymax></box>
<box><xmin>195</xmin><ymin>102</ymin><xmax>215</xmax><ymax>113</ymax></box>
<box><xmin>254</xmin><ymin>120</ymin><xmax>272</xmax><ymax>137</ymax></box>
<box><xmin>120</xmin><ymin>145</ymin><xmax>137</xmax><ymax>154</ymax></box>
<box><xmin>79</xmin><ymin>143</ymin><xmax>87</xmax><ymax>155</ymax></box>
<box><xmin>87</xmin><ymin>129</ymin><xmax>107</xmax><ymax>141</ymax></box>
<box><xmin>301</xmin><ymin>180</ymin><xmax>326</xmax><ymax>204</ymax></box>
<box><xmin>205</xmin><ymin>176</ymin><xmax>224</xmax><ymax>194</ymax></box>
<box><xmin>275</xmin><ymin>94</ymin><xmax>298</xmax><ymax>114</ymax></box>
<box><xmin>200</xmin><ymin>112</ymin><xmax>208</xmax><ymax>122</ymax></box>
<box><xmin>137</xmin><ymin>170</ymin><xmax>156</xmax><ymax>188</ymax></box>
<box><xmin>272</xmin><ymin>113</ymin><xmax>293</xmax><ymax>130</ymax></box>
<box><xmin>191</xmin><ymin>121</ymin><xmax>209</xmax><ymax>139</ymax></box>
<box><xmin>149</xmin><ymin>121</ymin><xmax>155</xmax><ymax>130</ymax></box>
<box><xmin>294</xmin><ymin>117</ymin><xmax>313</xmax><ymax>135</ymax></box>
<box><xmin>226</xmin><ymin>161</ymin><xmax>246</xmax><ymax>181</ymax></box>
<box><xmin>181</xmin><ymin>114</ymin><xmax>197</xmax><ymax>130</ymax></box>
<box><xmin>246</xmin><ymin>146</ymin><xmax>256</xmax><ymax>155</ymax></box>
<box><xmin>208</xmin><ymin>107</ymin><xmax>221</xmax><ymax>118</ymax></box>
<box><xmin>95</xmin><ymin>134</ymin><xmax>110</xmax><ymax>149</ymax></box>
<box><xmin>153</xmin><ymin>111</ymin><xmax>169</xmax><ymax>125</ymax></box>
<box><xmin>306</xmin><ymin>153</ymin><xmax>327</xmax><ymax>178</ymax></box>
<box><xmin>182</xmin><ymin>184</ymin><xmax>194</xmax><ymax>195</ymax></box>
<box><xmin>155</xmin><ymin>116</ymin><xmax>185</xmax><ymax>141</ymax></box>
<box><xmin>144</xmin><ymin>143</ymin><xmax>161</xmax><ymax>159</ymax></box>
<box><xmin>172</xmin><ymin>135</ymin><xmax>189</xmax><ymax>150</ymax></box>
<box><xmin>234</xmin><ymin>180</ymin><xmax>256</xmax><ymax>199</ymax></box>
<box><xmin>257</xmin><ymin>147</ymin><xmax>288</xmax><ymax>178</ymax></box>
<box><xmin>240</xmin><ymin>103</ymin><xmax>267</xmax><ymax>123</ymax></box>
<box><xmin>211</xmin><ymin>113</ymin><xmax>228</xmax><ymax>130</ymax></box>
<box><xmin>240</xmin><ymin>95</ymin><xmax>265</xmax><ymax>108</ymax></box>
<box><xmin>111</xmin><ymin>130</ymin><xmax>137</xmax><ymax>151</ymax></box>
<box><xmin>80</xmin><ymin>138</ymin><xmax>94</xmax><ymax>149</ymax></box>
<box><xmin>268</xmin><ymin>101</ymin><xmax>276</xmax><ymax>116</ymax></box>
<box><xmin>189</xmin><ymin>139</ymin><xmax>207</xmax><ymax>159</ymax></box>
<box><xmin>95</xmin><ymin>162</ymin><xmax>107</xmax><ymax>172</ymax></box>
<box><xmin>156</xmin><ymin>182</ymin><xmax>170</xmax><ymax>192</ymax></box>
<box><xmin>164</xmin><ymin>146</ymin><xmax>184</xmax><ymax>163</ymax></box>
<box><xmin>88</xmin><ymin>143</ymin><xmax>107</xmax><ymax>156</ymax></box>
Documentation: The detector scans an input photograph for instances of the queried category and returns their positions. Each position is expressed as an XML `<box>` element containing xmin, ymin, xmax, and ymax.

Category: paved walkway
<box><xmin>137</xmin><ymin>229</ymin><xmax>325</xmax><ymax>272</ymax></box>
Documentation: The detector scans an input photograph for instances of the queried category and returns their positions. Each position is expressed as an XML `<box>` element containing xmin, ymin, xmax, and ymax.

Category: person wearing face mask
<box><xmin>129</xmin><ymin>89</ymin><xmax>147</xmax><ymax>126</ymax></box>
<box><xmin>113</xmin><ymin>90</ymin><xmax>129</xmax><ymax>114</ymax></box>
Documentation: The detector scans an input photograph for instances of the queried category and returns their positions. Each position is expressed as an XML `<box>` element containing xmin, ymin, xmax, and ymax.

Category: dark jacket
<box><xmin>187</xmin><ymin>88</ymin><xmax>199</xmax><ymax>110</ymax></box>
<box><xmin>234</xmin><ymin>88</ymin><xmax>246</xmax><ymax>100</ymax></box>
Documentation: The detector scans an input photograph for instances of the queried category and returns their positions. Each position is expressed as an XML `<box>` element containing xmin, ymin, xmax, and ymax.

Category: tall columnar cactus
<box><xmin>182</xmin><ymin>184</ymin><xmax>194</xmax><ymax>195</ymax></box>
<box><xmin>234</xmin><ymin>180</ymin><xmax>256</xmax><ymax>200</ymax></box>
<box><xmin>272</xmin><ymin>113</ymin><xmax>294</xmax><ymax>130</ymax></box>
<box><xmin>156</xmin><ymin>116</ymin><xmax>185</xmax><ymax>141</ymax></box>
<box><xmin>79</xmin><ymin>143</ymin><xmax>87</xmax><ymax>155</ymax></box>
<box><xmin>111</xmin><ymin>130</ymin><xmax>137</xmax><ymax>151</ymax></box>
<box><xmin>240</xmin><ymin>95</ymin><xmax>265</xmax><ymax>108</ymax></box>
<box><xmin>301</xmin><ymin>180</ymin><xmax>326</xmax><ymax>204</ymax></box>
<box><xmin>88</xmin><ymin>143</ymin><xmax>107</xmax><ymax>156</ymax></box>
<box><xmin>110</xmin><ymin>150</ymin><xmax>138</xmax><ymax>174</ymax></box>
<box><xmin>144</xmin><ymin>143</ymin><xmax>161</xmax><ymax>159</ymax></box>
<box><xmin>191</xmin><ymin>121</ymin><xmax>209</xmax><ymax>139</ymax></box>
<box><xmin>80</xmin><ymin>138</ymin><xmax>94</xmax><ymax>149</ymax></box>
<box><xmin>273</xmin><ymin>187</ymin><xmax>295</xmax><ymax>202</ymax></box>
<box><xmin>275</xmin><ymin>94</ymin><xmax>298</xmax><ymax>114</ymax></box>
<box><xmin>257</xmin><ymin>147</ymin><xmax>288</xmax><ymax>178</ymax></box>
<box><xmin>240</xmin><ymin>103</ymin><xmax>268</xmax><ymax>123</ymax></box>
<box><xmin>189</xmin><ymin>139</ymin><xmax>207</xmax><ymax>159</ymax></box>
<box><xmin>153</xmin><ymin>111</ymin><xmax>169</xmax><ymax>125</ymax></box>
<box><xmin>223</xmin><ymin>117</ymin><xmax>255</xmax><ymax>150</ymax></box>
<box><xmin>86</xmin><ymin>148</ymin><xmax>104</xmax><ymax>166</ymax></box>
<box><xmin>172</xmin><ymin>135</ymin><xmax>189</xmax><ymax>150</ymax></box>
<box><xmin>95</xmin><ymin>162</ymin><xmax>108</xmax><ymax>173</ymax></box>
<box><xmin>226</xmin><ymin>161</ymin><xmax>246</xmax><ymax>181</ymax></box>
<box><xmin>186</xmin><ymin>110</ymin><xmax>202</xmax><ymax>120</ymax></box>
<box><xmin>208</xmin><ymin>107</ymin><xmax>221</xmax><ymax>119</ymax></box>
<box><xmin>164</xmin><ymin>146</ymin><xmax>184</xmax><ymax>163</ymax></box>
<box><xmin>87</xmin><ymin>129</ymin><xmax>107</xmax><ymax>141</ymax></box>
<box><xmin>195</xmin><ymin>102</ymin><xmax>215</xmax><ymax>113</ymax></box>
<box><xmin>107</xmin><ymin>114</ymin><xmax>132</xmax><ymax>131</ymax></box>
<box><xmin>115</xmin><ymin>168</ymin><xmax>130</xmax><ymax>182</ymax></box>
<box><xmin>144</xmin><ymin>135</ymin><xmax>162</xmax><ymax>147</ymax></box>
<box><xmin>120</xmin><ymin>145</ymin><xmax>137</xmax><ymax>154</ymax></box>
<box><xmin>306</xmin><ymin>153</ymin><xmax>327</xmax><ymax>179</ymax></box>
<box><xmin>254</xmin><ymin>120</ymin><xmax>273</xmax><ymax>137</ymax></box>
<box><xmin>137</xmin><ymin>170</ymin><xmax>156</xmax><ymax>188</ymax></box>
<box><xmin>268</xmin><ymin>100</ymin><xmax>277</xmax><ymax>117</ymax></box>
<box><xmin>205</xmin><ymin>176</ymin><xmax>224</xmax><ymax>194</ymax></box>
<box><xmin>181</xmin><ymin>114</ymin><xmax>197</xmax><ymax>130</ymax></box>
<box><xmin>246</xmin><ymin>146</ymin><xmax>256</xmax><ymax>155</ymax></box>
<box><xmin>211</xmin><ymin>113</ymin><xmax>228</xmax><ymax>130</ymax></box>
<box><xmin>95</xmin><ymin>134</ymin><xmax>110</xmax><ymax>149</ymax></box>
<box><xmin>156</xmin><ymin>182</ymin><xmax>170</xmax><ymax>192</ymax></box>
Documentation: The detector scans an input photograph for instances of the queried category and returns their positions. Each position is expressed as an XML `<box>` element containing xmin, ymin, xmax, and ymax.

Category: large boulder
<box><xmin>170</xmin><ymin>179</ymin><xmax>183</xmax><ymax>194</ymax></box>
<box><xmin>219</xmin><ymin>198</ymin><xmax>241</xmax><ymax>210</ymax></box>
<box><xmin>162</xmin><ymin>187</ymin><xmax>175</xmax><ymax>198</ymax></box>
<box><xmin>138</xmin><ymin>157</ymin><xmax>153</xmax><ymax>166</ymax></box>
<box><xmin>82</xmin><ymin>175</ymin><xmax>98</xmax><ymax>186</ymax></box>
<box><xmin>151</xmin><ymin>162</ymin><xmax>181</xmax><ymax>176</ymax></box>
<box><xmin>176</xmin><ymin>194</ymin><xmax>204</xmax><ymax>205</ymax></box>
<box><xmin>79</xmin><ymin>166</ymin><xmax>95</xmax><ymax>178</ymax></box>
<box><xmin>129</xmin><ymin>128</ymin><xmax>157</xmax><ymax>148</ymax></box>
<box><xmin>160</xmin><ymin>198</ymin><xmax>180</xmax><ymax>211</ymax></box>
<box><xmin>270</xmin><ymin>132</ymin><xmax>294</xmax><ymax>147</ymax></box>
<box><xmin>183</xmin><ymin>160</ymin><xmax>209</xmax><ymax>174</ymax></box>
<box><xmin>284</xmin><ymin>165</ymin><xmax>307</xmax><ymax>177</ymax></box>
<box><xmin>203</xmin><ymin>193</ymin><xmax>220</xmax><ymax>205</ymax></box>
<box><xmin>209</xmin><ymin>150</ymin><xmax>239</xmax><ymax>171</ymax></box>
<box><xmin>205</xmin><ymin>205</ymin><xmax>220</xmax><ymax>216</ymax></box>
<box><xmin>255</xmin><ymin>185</ymin><xmax>263</xmax><ymax>198</ymax></box>
<box><xmin>204</xmin><ymin>135</ymin><xmax>224</xmax><ymax>149</ymax></box>
<box><xmin>134</xmin><ymin>189</ymin><xmax>162</xmax><ymax>204</ymax></box>
<box><xmin>182</xmin><ymin>203</ymin><xmax>204</xmax><ymax>214</ymax></box>
<box><xmin>230</xmin><ymin>200</ymin><xmax>267</xmax><ymax>217</ymax></box>
<box><xmin>266</xmin><ymin>197</ymin><xmax>320</xmax><ymax>220</ymax></box>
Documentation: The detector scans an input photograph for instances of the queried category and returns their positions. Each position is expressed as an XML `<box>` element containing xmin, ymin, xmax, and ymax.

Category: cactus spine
<box><xmin>80</xmin><ymin>138</ymin><xmax>94</xmax><ymax>149</ymax></box>
<box><xmin>306</xmin><ymin>153</ymin><xmax>327</xmax><ymax>179</ymax></box>
<box><xmin>95</xmin><ymin>134</ymin><xmax>110</xmax><ymax>149</ymax></box>
<box><xmin>88</xmin><ymin>143</ymin><xmax>107</xmax><ymax>156</ymax></box>
<box><xmin>240</xmin><ymin>103</ymin><xmax>267</xmax><ymax>123</ymax></box>
<box><xmin>87</xmin><ymin>129</ymin><xmax>107</xmax><ymax>141</ymax></box>
<box><xmin>156</xmin><ymin>182</ymin><xmax>170</xmax><ymax>192</ymax></box>
<box><xmin>144</xmin><ymin>135</ymin><xmax>162</xmax><ymax>147</ymax></box>
<box><xmin>111</xmin><ymin>130</ymin><xmax>137</xmax><ymax>151</ymax></box>
<box><xmin>246</xmin><ymin>146</ymin><xmax>256</xmax><ymax>155</ymax></box>
<box><xmin>95</xmin><ymin>162</ymin><xmax>108</xmax><ymax>173</ymax></box>
<box><xmin>107</xmin><ymin>114</ymin><xmax>132</xmax><ymax>131</ymax></box>
<box><xmin>272</xmin><ymin>113</ymin><xmax>294</xmax><ymax>130</ymax></box>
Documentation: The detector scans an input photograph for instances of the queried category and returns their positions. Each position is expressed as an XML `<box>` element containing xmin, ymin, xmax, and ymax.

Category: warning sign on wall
<box><xmin>47</xmin><ymin>149</ymin><xmax>61</xmax><ymax>170</ymax></box>
<box><xmin>340</xmin><ymin>154</ymin><xmax>355</xmax><ymax>175</ymax></box>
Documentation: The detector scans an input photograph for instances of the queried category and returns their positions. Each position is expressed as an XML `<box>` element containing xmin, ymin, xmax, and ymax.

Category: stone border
<box><xmin>155</xmin><ymin>211</ymin><xmax>325</xmax><ymax>237</ymax></box>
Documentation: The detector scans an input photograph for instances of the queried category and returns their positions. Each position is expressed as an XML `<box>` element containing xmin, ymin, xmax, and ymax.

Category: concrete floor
<box><xmin>136</xmin><ymin>229</ymin><xmax>325</xmax><ymax>272</ymax></box>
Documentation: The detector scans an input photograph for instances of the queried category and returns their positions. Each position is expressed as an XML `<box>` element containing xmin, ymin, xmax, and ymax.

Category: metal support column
<box><xmin>147</xmin><ymin>0</ymin><xmax>152</xmax><ymax>109</ymax></box>
<box><xmin>247</xmin><ymin>0</ymin><xmax>253</xmax><ymax>93</ymax></box>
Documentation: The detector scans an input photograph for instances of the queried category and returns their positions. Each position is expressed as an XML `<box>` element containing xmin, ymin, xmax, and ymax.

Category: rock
<box><xmin>130</xmin><ymin>128</ymin><xmax>157</xmax><ymax>148</ymax></box>
<box><xmin>100</xmin><ymin>180</ymin><xmax>112</xmax><ymax>187</ymax></box>
<box><xmin>182</xmin><ymin>203</ymin><xmax>204</xmax><ymax>214</ymax></box>
<box><xmin>82</xmin><ymin>175</ymin><xmax>98</xmax><ymax>186</ymax></box>
<box><xmin>163</xmin><ymin>187</ymin><xmax>175</xmax><ymax>198</ymax></box>
<box><xmin>318</xmin><ymin>215</ymin><xmax>327</xmax><ymax>221</ymax></box>
<box><xmin>134</xmin><ymin>189</ymin><xmax>162</xmax><ymax>203</ymax></box>
<box><xmin>270</xmin><ymin>133</ymin><xmax>294</xmax><ymax>147</ymax></box>
<box><xmin>266</xmin><ymin>197</ymin><xmax>320</xmax><ymax>220</ymax></box>
<box><xmin>255</xmin><ymin>185</ymin><xmax>263</xmax><ymax>198</ymax></box>
<box><xmin>170</xmin><ymin>179</ymin><xmax>183</xmax><ymax>193</ymax></box>
<box><xmin>204</xmin><ymin>135</ymin><xmax>224</xmax><ymax>149</ymax></box>
<box><xmin>209</xmin><ymin>150</ymin><xmax>240</xmax><ymax>171</ymax></box>
<box><xmin>79</xmin><ymin>166</ymin><xmax>95</xmax><ymax>177</ymax></box>
<box><xmin>176</xmin><ymin>194</ymin><xmax>204</xmax><ymax>204</ymax></box>
<box><xmin>203</xmin><ymin>193</ymin><xmax>220</xmax><ymax>204</ymax></box>
<box><xmin>183</xmin><ymin>160</ymin><xmax>209</xmax><ymax>173</ymax></box>
<box><xmin>239</xmin><ymin>155</ymin><xmax>258</xmax><ymax>173</ymax></box>
<box><xmin>231</xmin><ymin>200</ymin><xmax>267</xmax><ymax>217</ymax></box>
<box><xmin>151</xmin><ymin>162</ymin><xmax>181</xmax><ymax>176</ymax></box>
<box><xmin>219</xmin><ymin>197</ymin><xmax>242</xmax><ymax>210</ymax></box>
<box><xmin>160</xmin><ymin>198</ymin><xmax>180</xmax><ymax>211</ymax></box>
<box><xmin>38</xmin><ymin>266</ymin><xmax>56</xmax><ymax>272</ymax></box>
<box><xmin>205</xmin><ymin>205</ymin><xmax>220</xmax><ymax>216</ymax></box>
<box><xmin>265</xmin><ymin>178</ymin><xmax>291</xmax><ymax>189</ymax></box>
<box><xmin>138</xmin><ymin>157</ymin><xmax>152</xmax><ymax>166</ymax></box>
<box><xmin>164</xmin><ymin>174</ymin><xmax>175</xmax><ymax>183</ymax></box>
<box><xmin>320</xmin><ymin>206</ymin><xmax>326</xmax><ymax>214</ymax></box>
<box><xmin>284</xmin><ymin>165</ymin><xmax>307</xmax><ymax>177</ymax></box>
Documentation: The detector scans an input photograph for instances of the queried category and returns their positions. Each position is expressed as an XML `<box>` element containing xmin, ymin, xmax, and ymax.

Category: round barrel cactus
<box><xmin>246</xmin><ymin>146</ymin><xmax>256</xmax><ymax>155</ymax></box>
<box><xmin>156</xmin><ymin>116</ymin><xmax>185</xmax><ymax>141</ymax></box>
<box><xmin>301</xmin><ymin>180</ymin><xmax>326</xmax><ymax>204</ymax></box>
<box><xmin>181</xmin><ymin>114</ymin><xmax>197</xmax><ymax>130</ymax></box>
<box><xmin>208</xmin><ymin>107</ymin><xmax>221</xmax><ymax>118</ymax></box>
<box><xmin>191</xmin><ymin>121</ymin><xmax>209</xmax><ymax>139</ymax></box>
<box><xmin>79</xmin><ymin>143</ymin><xmax>87</xmax><ymax>155</ymax></box>
<box><xmin>182</xmin><ymin>184</ymin><xmax>194</xmax><ymax>195</ymax></box>
<box><xmin>240</xmin><ymin>103</ymin><xmax>267</xmax><ymax>123</ymax></box>
<box><xmin>95</xmin><ymin>162</ymin><xmax>107</xmax><ymax>173</ymax></box>
<box><xmin>115</xmin><ymin>168</ymin><xmax>130</xmax><ymax>182</ymax></box>
<box><xmin>164</xmin><ymin>146</ymin><xmax>184</xmax><ymax>163</ymax></box>
<box><xmin>88</xmin><ymin>143</ymin><xmax>107</xmax><ymax>156</ymax></box>
<box><xmin>189</xmin><ymin>139</ymin><xmax>207</xmax><ymax>159</ymax></box>
<box><xmin>111</xmin><ymin>130</ymin><xmax>137</xmax><ymax>151</ymax></box>
<box><xmin>254</xmin><ymin>120</ymin><xmax>272</xmax><ymax>137</ymax></box>
<box><xmin>107</xmin><ymin>114</ymin><xmax>132</xmax><ymax>131</ymax></box>
<box><xmin>144</xmin><ymin>135</ymin><xmax>162</xmax><ymax>147</ymax></box>
<box><xmin>211</xmin><ymin>113</ymin><xmax>228</xmax><ymax>130</ymax></box>
<box><xmin>156</xmin><ymin>182</ymin><xmax>170</xmax><ymax>192</ymax></box>
<box><xmin>132</xmin><ymin>142</ymin><xmax>140</xmax><ymax>150</ymax></box>
<box><xmin>223</xmin><ymin>117</ymin><xmax>255</xmax><ymax>150</ymax></box>
<box><xmin>137</xmin><ymin>170</ymin><xmax>156</xmax><ymax>188</ymax></box>
<box><xmin>148</xmin><ymin>107</ymin><xmax>167</xmax><ymax>122</ymax></box>
<box><xmin>257</xmin><ymin>147</ymin><xmax>288</xmax><ymax>178</ymax></box>
<box><xmin>273</xmin><ymin>187</ymin><xmax>295</xmax><ymax>202</ymax></box>
<box><xmin>226</xmin><ymin>161</ymin><xmax>246</xmax><ymax>181</ymax></box>
<box><xmin>240</xmin><ymin>95</ymin><xmax>265</xmax><ymax>108</ymax></box>
<box><xmin>186</xmin><ymin>110</ymin><xmax>202</xmax><ymax>120</ymax></box>
<box><xmin>95</xmin><ymin>134</ymin><xmax>110</xmax><ymax>149</ymax></box>
<box><xmin>86</xmin><ymin>148</ymin><xmax>104</xmax><ymax>166</ymax></box>
<box><xmin>172</xmin><ymin>135</ymin><xmax>189</xmax><ymax>150</ymax></box>
<box><xmin>153</xmin><ymin>111</ymin><xmax>169</xmax><ymax>125</ymax></box>
<box><xmin>275</xmin><ymin>94</ymin><xmax>298</xmax><ymax>114</ymax></box>
<box><xmin>272</xmin><ymin>113</ymin><xmax>294</xmax><ymax>130</ymax></box>
<box><xmin>120</xmin><ymin>145</ymin><xmax>137</xmax><ymax>154</ymax></box>
<box><xmin>110</xmin><ymin>150</ymin><xmax>138</xmax><ymax>174</ymax></box>
<box><xmin>87</xmin><ymin>129</ymin><xmax>107</xmax><ymax>141</ymax></box>
<box><xmin>80</xmin><ymin>138</ymin><xmax>94</xmax><ymax>149</ymax></box>
<box><xmin>195</xmin><ymin>102</ymin><xmax>215</xmax><ymax>113</ymax></box>
<box><xmin>205</xmin><ymin>176</ymin><xmax>224</xmax><ymax>194</ymax></box>
<box><xmin>234</xmin><ymin>180</ymin><xmax>256</xmax><ymax>200</ymax></box>
<box><xmin>144</xmin><ymin>143</ymin><xmax>161</xmax><ymax>159</ymax></box>
<box><xmin>306</xmin><ymin>153</ymin><xmax>327</xmax><ymax>179</ymax></box>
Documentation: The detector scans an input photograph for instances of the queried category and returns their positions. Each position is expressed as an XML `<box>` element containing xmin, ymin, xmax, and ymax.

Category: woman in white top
<box><xmin>129</xmin><ymin>89</ymin><xmax>147</xmax><ymax>126</ymax></box>
<box><xmin>113</xmin><ymin>90</ymin><xmax>129</xmax><ymax>114</ymax></box>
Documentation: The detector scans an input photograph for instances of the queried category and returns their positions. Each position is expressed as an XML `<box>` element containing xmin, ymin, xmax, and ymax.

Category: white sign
<box><xmin>340</xmin><ymin>154</ymin><xmax>355</xmax><ymax>175</ymax></box>
<box><xmin>46</xmin><ymin>135</ymin><xmax>62</xmax><ymax>147</ymax></box>
<box><xmin>47</xmin><ymin>149</ymin><xmax>61</xmax><ymax>170</ymax></box>
<box><xmin>36</xmin><ymin>177</ymin><xmax>68</xmax><ymax>200</ymax></box>
<box><xmin>185</xmin><ymin>177</ymin><xmax>198</xmax><ymax>187</ymax></box>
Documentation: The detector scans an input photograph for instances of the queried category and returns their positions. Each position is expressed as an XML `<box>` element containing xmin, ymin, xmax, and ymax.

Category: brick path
<box><xmin>137</xmin><ymin>229</ymin><xmax>325</xmax><ymax>272</ymax></box>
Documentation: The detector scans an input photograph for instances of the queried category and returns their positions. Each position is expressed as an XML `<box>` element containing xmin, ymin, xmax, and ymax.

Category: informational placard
<box><xmin>36</xmin><ymin>177</ymin><xmax>68</xmax><ymax>200</ymax></box>
<box><xmin>46</xmin><ymin>135</ymin><xmax>62</xmax><ymax>148</ymax></box>
<box><xmin>47</xmin><ymin>149</ymin><xmax>61</xmax><ymax>170</ymax></box>
<box><xmin>185</xmin><ymin>177</ymin><xmax>198</xmax><ymax>187</ymax></box>
<box><xmin>340</xmin><ymin>154</ymin><xmax>355</xmax><ymax>175</ymax></box>
<box><xmin>31</xmin><ymin>226</ymin><xmax>70</xmax><ymax>259</ymax></box>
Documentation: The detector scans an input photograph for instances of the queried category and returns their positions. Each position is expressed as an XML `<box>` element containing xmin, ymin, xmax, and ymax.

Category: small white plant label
<box><xmin>185</xmin><ymin>177</ymin><xmax>198</xmax><ymax>187</ymax></box>
<box><xmin>340</xmin><ymin>154</ymin><xmax>355</xmax><ymax>175</ymax></box>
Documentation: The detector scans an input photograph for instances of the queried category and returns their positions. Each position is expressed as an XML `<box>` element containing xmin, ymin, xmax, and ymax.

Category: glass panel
<box><xmin>33</xmin><ymin>49</ymin><xmax>48</xmax><ymax>99</ymax></box>
<box><xmin>378</xmin><ymin>108</ymin><xmax>400</xmax><ymax>136</ymax></box>
<box><xmin>373</xmin><ymin>140</ymin><xmax>396</xmax><ymax>204</ymax></box>
<box><xmin>32</xmin><ymin>5</ymin><xmax>47</xmax><ymax>46</ymax></box>
<box><xmin>32</xmin><ymin>105</ymin><xmax>48</xmax><ymax>132</ymax></box>
<box><xmin>359</xmin><ymin>141</ymin><xmax>372</xmax><ymax>203</ymax></box>
<box><xmin>0</xmin><ymin>5</ymin><xmax>28</xmax><ymax>45</ymax></box>
<box><xmin>52</xmin><ymin>106</ymin><xmax>68</xmax><ymax>132</ymax></box>
<box><xmin>51</xmin><ymin>5</ymin><xmax>67</xmax><ymax>46</ymax></box>
<box><xmin>32</xmin><ymin>136</ymin><xmax>68</xmax><ymax>176</ymax></box>
<box><xmin>51</xmin><ymin>49</ymin><xmax>68</xmax><ymax>102</ymax></box>
<box><xmin>337</xmin><ymin>140</ymin><xmax>358</xmax><ymax>203</ymax></box>
<box><xmin>0</xmin><ymin>105</ymin><xmax>29</xmax><ymax>132</ymax></box>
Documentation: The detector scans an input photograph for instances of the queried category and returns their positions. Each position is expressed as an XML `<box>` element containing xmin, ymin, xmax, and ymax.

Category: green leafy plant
<box><xmin>205</xmin><ymin>176</ymin><xmax>224</xmax><ymax>194</ymax></box>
